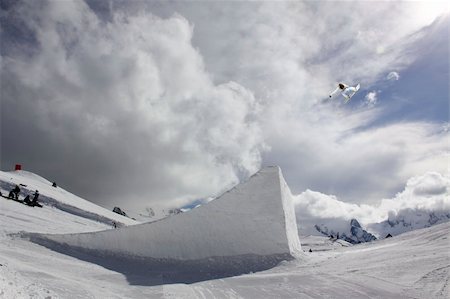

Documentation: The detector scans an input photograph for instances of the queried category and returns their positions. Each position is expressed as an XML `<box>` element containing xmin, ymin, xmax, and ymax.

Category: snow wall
<box><xmin>29</xmin><ymin>166</ymin><xmax>302</xmax><ymax>268</ymax></box>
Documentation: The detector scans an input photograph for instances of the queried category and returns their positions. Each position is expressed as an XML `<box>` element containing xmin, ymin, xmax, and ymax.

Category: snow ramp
<box><xmin>27</xmin><ymin>166</ymin><xmax>302</xmax><ymax>278</ymax></box>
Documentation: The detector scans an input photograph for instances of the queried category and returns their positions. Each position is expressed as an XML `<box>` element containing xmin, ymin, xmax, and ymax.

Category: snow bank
<box><xmin>28</xmin><ymin>166</ymin><xmax>302</xmax><ymax>268</ymax></box>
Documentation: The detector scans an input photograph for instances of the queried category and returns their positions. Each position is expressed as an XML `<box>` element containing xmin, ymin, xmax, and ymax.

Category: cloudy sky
<box><xmin>1</xmin><ymin>0</ymin><xmax>448</xmax><ymax>212</ymax></box>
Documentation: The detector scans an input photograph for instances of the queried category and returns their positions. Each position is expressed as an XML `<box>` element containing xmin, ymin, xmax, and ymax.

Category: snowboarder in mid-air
<box><xmin>329</xmin><ymin>82</ymin><xmax>360</xmax><ymax>103</ymax></box>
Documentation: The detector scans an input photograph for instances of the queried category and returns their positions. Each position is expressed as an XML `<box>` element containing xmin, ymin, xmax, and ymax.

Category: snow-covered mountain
<box><xmin>294</xmin><ymin>171</ymin><xmax>450</xmax><ymax>243</ymax></box>
<box><xmin>315</xmin><ymin>218</ymin><xmax>377</xmax><ymax>244</ymax></box>
<box><xmin>123</xmin><ymin>206</ymin><xmax>184</xmax><ymax>222</ymax></box>
<box><xmin>314</xmin><ymin>211</ymin><xmax>450</xmax><ymax>244</ymax></box>
<box><xmin>369</xmin><ymin>209</ymin><xmax>450</xmax><ymax>238</ymax></box>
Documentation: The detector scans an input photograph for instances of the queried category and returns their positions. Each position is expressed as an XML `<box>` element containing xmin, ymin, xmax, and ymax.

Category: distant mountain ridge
<box><xmin>117</xmin><ymin>206</ymin><xmax>184</xmax><ymax>222</ymax></box>
<box><xmin>315</xmin><ymin>211</ymin><xmax>450</xmax><ymax>244</ymax></box>
<box><xmin>315</xmin><ymin>219</ymin><xmax>377</xmax><ymax>244</ymax></box>
<box><xmin>368</xmin><ymin>209</ymin><xmax>450</xmax><ymax>238</ymax></box>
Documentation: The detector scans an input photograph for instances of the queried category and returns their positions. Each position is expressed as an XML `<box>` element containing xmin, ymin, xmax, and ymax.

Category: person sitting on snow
<box><xmin>32</xmin><ymin>190</ymin><xmax>39</xmax><ymax>203</ymax></box>
<box><xmin>23</xmin><ymin>195</ymin><xmax>32</xmax><ymax>205</ymax></box>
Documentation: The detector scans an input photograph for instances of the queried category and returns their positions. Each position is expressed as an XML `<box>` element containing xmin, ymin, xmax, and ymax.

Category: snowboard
<box><xmin>343</xmin><ymin>83</ymin><xmax>360</xmax><ymax>103</ymax></box>
<box><xmin>1</xmin><ymin>194</ymin><xmax>43</xmax><ymax>208</ymax></box>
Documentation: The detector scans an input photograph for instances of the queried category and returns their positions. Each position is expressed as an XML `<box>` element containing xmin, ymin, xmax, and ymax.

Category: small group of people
<box><xmin>23</xmin><ymin>190</ymin><xmax>40</xmax><ymax>205</ymax></box>
<box><xmin>7</xmin><ymin>185</ymin><xmax>40</xmax><ymax>206</ymax></box>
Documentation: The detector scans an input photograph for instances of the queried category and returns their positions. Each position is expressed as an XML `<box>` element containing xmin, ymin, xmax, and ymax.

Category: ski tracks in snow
<box><xmin>162</xmin><ymin>280</ymin><xmax>242</xmax><ymax>299</ymax></box>
<box><xmin>409</xmin><ymin>265</ymin><xmax>450</xmax><ymax>298</ymax></box>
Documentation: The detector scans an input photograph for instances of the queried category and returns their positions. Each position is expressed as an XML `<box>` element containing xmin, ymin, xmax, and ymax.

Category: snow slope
<box><xmin>0</xmin><ymin>167</ymin><xmax>449</xmax><ymax>298</ymax></box>
<box><xmin>300</xmin><ymin>235</ymin><xmax>352</xmax><ymax>252</ymax></box>
<box><xmin>0</xmin><ymin>170</ymin><xmax>138</xmax><ymax>226</ymax></box>
<box><xmin>1</xmin><ymin>204</ymin><xmax>448</xmax><ymax>298</ymax></box>
<box><xmin>27</xmin><ymin>166</ymin><xmax>302</xmax><ymax>268</ymax></box>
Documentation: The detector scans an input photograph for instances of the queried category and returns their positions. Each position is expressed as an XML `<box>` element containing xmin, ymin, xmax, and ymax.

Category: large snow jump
<box><xmin>27</xmin><ymin>166</ymin><xmax>302</xmax><ymax>274</ymax></box>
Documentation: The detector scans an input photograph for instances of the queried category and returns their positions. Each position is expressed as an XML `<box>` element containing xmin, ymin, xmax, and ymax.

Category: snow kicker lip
<box><xmin>25</xmin><ymin>232</ymin><xmax>296</xmax><ymax>285</ymax></box>
<box><xmin>24</xmin><ymin>166</ymin><xmax>302</xmax><ymax>282</ymax></box>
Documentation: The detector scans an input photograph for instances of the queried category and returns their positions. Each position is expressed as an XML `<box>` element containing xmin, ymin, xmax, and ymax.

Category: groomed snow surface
<box><xmin>0</xmin><ymin>168</ymin><xmax>449</xmax><ymax>298</ymax></box>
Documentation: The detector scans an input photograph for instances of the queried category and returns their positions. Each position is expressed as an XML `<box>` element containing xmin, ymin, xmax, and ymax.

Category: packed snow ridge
<box><xmin>27</xmin><ymin>166</ymin><xmax>302</xmax><ymax>272</ymax></box>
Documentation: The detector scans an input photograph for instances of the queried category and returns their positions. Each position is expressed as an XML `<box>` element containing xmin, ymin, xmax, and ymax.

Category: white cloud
<box><xmin>293</xmin><ymin>171</ymin><xmax>450</xmax><ymax>236</ymax></box>
<box><xmin>1</xmin><ymin>1</ymin><xmax>265</xmax><ymax>209</ymax></box>
<box><xmin>443</xmin><ymin>123</ymin><xmax>450</xmax><ymax>132</ymax></box>
<box><xmin>175</xmin><ymin>1</ymin><xmax>433</xmax><ymax>102</ymax></box>
<box><xmin>380</xmin><ymin>171</ymin><xmax>450</xmax><ymax>210</ymax></box>
<box><xmin>364</xmin><ymin>91</ymin><xmax>378</xmax><ymax>106</ymax></box>
<box><xmin>1</xmin><ymin>1</ymin><xmax>447</xmax><ymax>210</ymax></box>
<box><xmin>387</xmin><ymin>71</ymin><xmax>400</xmax><ymax>81</ymax></box>
<box><xmin>158</xmin><ymin>1</ymin><xmax>448</xmax><ymax>202</ymax></box>
<box><xmin>264</xmin><ymin>105</ymin><xmax>449</xmax><ymax>203</ymax></box>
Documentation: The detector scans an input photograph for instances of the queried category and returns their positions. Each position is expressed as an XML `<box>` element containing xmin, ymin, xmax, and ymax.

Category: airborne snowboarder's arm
<box><xmin>329</xmin><ymin>86</ymin><xmax>340</xmax><ymax>98</ymax></box>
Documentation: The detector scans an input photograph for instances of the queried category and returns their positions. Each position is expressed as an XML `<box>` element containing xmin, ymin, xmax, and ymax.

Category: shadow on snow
<box><xmin>26</xmin><ymin>234</ymin><xmax>294</xmax><ymax>286</ymax></box>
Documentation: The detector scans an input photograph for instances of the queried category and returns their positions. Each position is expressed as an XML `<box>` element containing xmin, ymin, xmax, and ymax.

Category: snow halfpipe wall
<box><xmin>28</xmin><ymin>166</ymin><xmax>302</xmax><ymax>268</ymax></box>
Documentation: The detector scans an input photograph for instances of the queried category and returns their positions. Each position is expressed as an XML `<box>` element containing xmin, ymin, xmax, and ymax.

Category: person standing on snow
<box><xmin>12</xmin><ymin>185</ymin><xmax>20</xmax><ymax>200</ymax></box>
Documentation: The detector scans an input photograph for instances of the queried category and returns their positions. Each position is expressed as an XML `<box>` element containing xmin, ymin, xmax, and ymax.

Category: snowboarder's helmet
<box><xmin>339</xmin><ymin>83</ymin><xmax>345</xmax><ymax>89</ymax></box>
